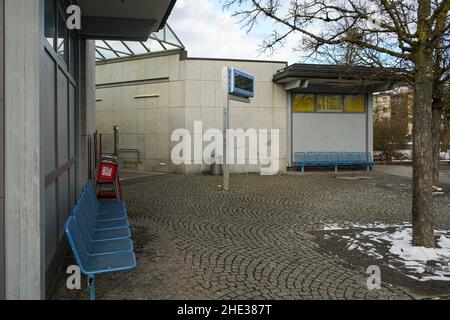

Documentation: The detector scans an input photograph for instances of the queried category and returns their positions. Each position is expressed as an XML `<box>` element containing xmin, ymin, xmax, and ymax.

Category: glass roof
<box><xmin>95</xmin><ymin>24</ymin><xmax>185</xmax><ymax>61</ymax></box>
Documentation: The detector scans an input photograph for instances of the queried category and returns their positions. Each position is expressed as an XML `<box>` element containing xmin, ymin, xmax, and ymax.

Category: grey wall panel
<box><xmin>57</xmin><ymin>69</ymin><xmax>69</xmax><ymax>167</ymax></box>
<box><xmin>69</xmin><ymin>166</ymin><xmax>76</xmax><ymax>212</ymax></box>
<box><xmin>292</xmin><ymin>113</ymin><xmax>368</xmax><ymax>157</ymax></box>
<box><xmin>44</xmin><ymin>183</ymin><xmax>57</xmax><ymax>270</ymax></box>
<box><xmin>42</xmin><ymin>52</ymin><xmax>56</xmax><ymax>175</ymax></box>
<box><xmin>57</xmin><ymin>172</ymin><xmax>69</xmax><ymax>241</ymax></box>
<box><xmin>5</xmin><ymin>0</ymin><xmax>43</xmax><ymax>299</ymax></box>
<box><xmin>69</xmin><ymin>84</ymin><xmax>76</xmax><ymax>159</ymax></box>
<box><xmin>0</xmin><ymin>0</ymin><xmax>5</xmax><ymax>300</ymax></box>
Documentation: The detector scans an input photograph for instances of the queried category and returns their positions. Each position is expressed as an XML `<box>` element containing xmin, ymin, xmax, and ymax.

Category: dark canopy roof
<box><xmin>78</xmin><ymin>0</ymin><xmax>177</xmax><ymax>41</ymax></box>
<box><xmin>273</xmin><ymin>64</ymin><xmax>408</xmax><ymax>94</ymax></box>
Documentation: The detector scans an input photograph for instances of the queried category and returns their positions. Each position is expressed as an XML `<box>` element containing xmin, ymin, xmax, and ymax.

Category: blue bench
<box><xmin>295</xmin><ymin>152</ymin><xmax>373</xmax><ymax>173</ymax></box>
<box><xmin>65</xmin><ymin>182</ymin><xmax>136</xmax><ymax>300</ymax></box>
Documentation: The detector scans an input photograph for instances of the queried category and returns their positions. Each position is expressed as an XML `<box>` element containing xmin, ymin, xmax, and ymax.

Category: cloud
<box><xmin>168</xmin><ymin>0</ymin><xmax>301</xmax><ymax>64</ymax></box>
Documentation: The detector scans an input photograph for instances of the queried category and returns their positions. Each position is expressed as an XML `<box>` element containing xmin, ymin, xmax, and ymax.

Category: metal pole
<box><xmin>88</xmin><ymin>275</ymin><xmax>96</xmax><ymax>301</ymax></box>
<box><xmin>113</xmin><ymin>125</ymin><xmax>120</xmax><ymax>158</ymax></box>
<box><xmin>222</xmin><ymin>67</ymin><xmax>230</xmax><ymax>191</ymax></box>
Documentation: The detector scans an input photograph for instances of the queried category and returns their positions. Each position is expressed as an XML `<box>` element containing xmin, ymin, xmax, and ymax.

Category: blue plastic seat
<box><xmin>317</xmin><ymin>152</ymin><xmax>328</xmax><ymax>164</ymax></box>
<box><xmin>339</xmin><ymin>152</ymin><xmax>350</xmax><ymax>164</ymax></box>
<box><xmin>350</xmin><ymin>152</ymin><xmax>362</xmax><ymax>163</ymax></box>
<box><xmin>72</xmin><ymin>214</ymin><xmax>133</xmax><ymax>255</ymax></box>
<box><xmin>65</xmin><ymin>216</ymin><xmax>136</xmax><ymax>276</ymax></box>
<box><xmin>78</xmin><ymin>200</ymin><xmax>129</xmax><ymax>230</ymax></box>
<box><xmin>361</xmin><ymin>152</ymin><xmax>373</xmax><ymax>164</ymax></box>
<box><xmin>294</xmin><ymin>152</ymin><xmax>306</xmax><ymax>172</ymax></box>
<box><xmin>295</xmin><ymin>152</ymin><xmax>306</xmax><ymax>164</ymax></box>
<box><xmin>73</xmin><ymin>206</ymin><xmax>131</xmax><ymax>241</ymax></box>
<box><xmin>328</xmin><ymin>152</ymin><xmax>339</xmax><ymax>162</ymax></box>
<box><xmin>87</xmin><ymin>182</ymin><xmax>126</xmax><ymax>210</ymax></box>
<box><xmin>82</xmin><ymin>190</ymin><xmax>128</xmax><ymax>220</ymax></box>
<box><xmin>328</xmin><ymin>152</ymin><xmax>339</xmax><ymax>172</ymax></box>
<box><xmin>306</xmin><ymin>152</ymin><xmax>318</xmax><ymax>163</ymax></box>
<box><xmin>295</xmin><ymin>151</ymin><xmax>373</xmax><ymax>173</ymax></box>
<box><xmin>361</xmin><ymin>151</ymin><xmax>373</xmax><ymax>171</ymax></box>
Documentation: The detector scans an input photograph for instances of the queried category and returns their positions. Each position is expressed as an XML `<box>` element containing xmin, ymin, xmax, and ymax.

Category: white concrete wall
<box><xmin>96</xmin><ymin>53</ymin><xmax>180</xmax><ymax>173</ymax></box>
<box><xmin>293</xmin><ymin>113</ymin><xmax>367</xmax><ymax>152</ymax></box>
<box><xmin>182</xmin><ymin>59</ymin><xmax>287</xmax><ymax>174</ymax></box>
<box><xmin>292</xmin><ymin>95</ymin><xmax>373</xmax><ymax>161</ymax></box>
<box><xmin>80</xmin><ymin>40</ymin><xmax>97</xmax><ymax>185</ymax></box>
<box><xmin>96</xmin><ymin>53</ymin><xmax>288</xmax><ymax>174</ymax></box>
<box><xmin>4</xmin><ymin>0</ymin><xmax>44</xmax><ymax>299</ymax></box>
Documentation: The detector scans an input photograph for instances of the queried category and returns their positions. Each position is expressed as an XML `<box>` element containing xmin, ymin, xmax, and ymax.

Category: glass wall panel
<box><xmin>292</xmin><ymin>94</ymin><xmax>315</xmax><ymax>112</ymax></box>
<box><xmin>57</xmin><ymin>70</ymin><xmax>69</xmax><ymax>167</ymax></box>
<box><xmin>44</xmin><ymin>183</ymin><xmax>57</xmax><ymax>270</ymax></box>
<box><xmin>57</xmin><ymin>172</ymin><xmax>69</xmax><ymax>240</ymax></box>
<box><xmin>42</xmin><ymin>53</ymin><xmax>56</xmax><ymax>174</ymax></box>
<box><xmin>344</xmin><ymin>95</ymin><xmax>365</xmax><ymax>113</ymax></box>
<box><xmin>44</xmin><ymin>0</ymin><xmax>56</xmax><ymax>48</ymax></box>
<box><xmin>57</xmin><ymin>5</ymin><xmax>66</xmax><ymax>63</ymax></box>
<box><xmin>69</xmin><ymin>33</ymin><xmax>76</xmax><ymax>76</ymax></box>
<box><xmin>317</xmin><ymin>95</ymin><xmax>342</xmax><ymax>112</ymax></box>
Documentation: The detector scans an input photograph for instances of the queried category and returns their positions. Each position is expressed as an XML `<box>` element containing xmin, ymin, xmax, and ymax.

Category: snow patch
<box><xmin>320</xmin><ymin>222</ymin><xmax>450</xmax><ymax>281</ymax></box>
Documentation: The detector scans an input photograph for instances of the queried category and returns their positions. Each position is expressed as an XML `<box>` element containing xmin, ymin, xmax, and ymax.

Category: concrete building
<box><xmin>96</xmin><ymin>45</ymin><xmax>399</xmax><ymax>174</ymax></box>
<box><xmin>0</xmin><ymin>0</ymin><xmax>176</xmax><ymax>300</ymax></box>
<box><xmin>96</xmin><ymin>50</ymin><xmax>288</xmax><ymax>173</ymax></box>
<box><xmin>374</xmin><ymin>87</ymin><xmax>414</xmax><ymax>137</ymax></box>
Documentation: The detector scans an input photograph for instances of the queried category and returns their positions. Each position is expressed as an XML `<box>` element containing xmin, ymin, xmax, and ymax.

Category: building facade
<box><xmin>374</xmin><ymin>87</ymin><xmax>414</xmax><ymax>137</ymax></box>
<box><xmin>96</xmin><ymin>51</ymin><xmax>288</xmax><ymax>173</ymax></box>
<box><xmin>0</xmin><ymin>0</ymin><xmax>176</xmax><ymax>300</ymax></box>
<box><xmin>96</xmin><ymin>51</ymin><xmax>398</xmax><ymax>174</ymax></box>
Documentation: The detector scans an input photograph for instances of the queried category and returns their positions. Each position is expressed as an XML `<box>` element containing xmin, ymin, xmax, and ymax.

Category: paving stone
<box><xmin>51</xmin><ymin>172</ymin><xmax>450</xmax><ymax>300</ymax></box>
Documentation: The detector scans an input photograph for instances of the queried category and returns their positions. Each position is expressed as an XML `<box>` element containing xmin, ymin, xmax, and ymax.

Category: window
<box><xmin>344</xmin><ymin>95</ymin><xmax>365</xmax><ymax>113</ymax></box>
<box><xmin>292</xmin><ymin>94</ymin><xmax>315</xmax><ymax>112</ymax></box>
<box><xmin>292</xmin><ymin>93</ymin><xmax>367</xmax><ymax>113</ymax></box>
<box><xmin>69</xmin><ymin>32</ymin><xmax>76</xmax><ymax>76</ymax></box>
<box><xmin>44</xmin><ymin>0</ymin><xmax>56</xmax><ymax>48</ymax></box>
<box><xmin>57</xmin><ymin>5</ymin><xmax>67</xmax><ymax>62</ymax></box>
<box><xmin>317</xmin><ymin>95</ymin><xmax>342</xmax><ymax>112</ymax></box>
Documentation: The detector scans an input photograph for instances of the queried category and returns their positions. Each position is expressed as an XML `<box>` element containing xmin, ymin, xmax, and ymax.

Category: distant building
<box><xmin>95</xmin><ymin>30</ymin><xmax>402</xmax><ymax>174</ymax></box>
<box><xmin>0</xmin><ymin>0</ymin><xmax>176</xmax><ymax>300</ymax></box>
<box><xmin>373</xmin><ymin>87</ymin><xmax>413</xmax><ymax>139</ymax></box>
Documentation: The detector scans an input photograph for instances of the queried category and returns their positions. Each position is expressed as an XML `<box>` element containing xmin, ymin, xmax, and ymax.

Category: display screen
<box><xmin>229</xmin><ymin>68</ymin><xmax>255</xmax><ymax>98</ymax></box>
<box><xmin>235</xmin><ymin>74</ymin><xmax>254</xmax><ymax>93</ymax></box>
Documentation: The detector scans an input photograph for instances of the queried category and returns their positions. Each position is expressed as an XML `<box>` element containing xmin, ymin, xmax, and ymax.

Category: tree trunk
<box><xmin>412</xmin><ymin>45</ymin><xmax>435</xmax><ymax>248</ymax></box>
<box><xmin>431</xmin><ymin>101</ymin><xmax>443</xmax><ymax>187</ymax></box>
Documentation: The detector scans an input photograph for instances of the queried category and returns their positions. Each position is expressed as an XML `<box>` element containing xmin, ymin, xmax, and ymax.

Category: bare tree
<box><xmin>442</xmin><ymin>88</ymin><xmax>450</xmax><ymax>150</ymax></box>
<box><xmin>432</xmin><ymin>26</ymin><xmax>450</xmax><ymax>186</ymax></box>
<box><xmin>224</xmin><ymin>0</ymin><xmax>450</xmax><ymax>247</ymax></box>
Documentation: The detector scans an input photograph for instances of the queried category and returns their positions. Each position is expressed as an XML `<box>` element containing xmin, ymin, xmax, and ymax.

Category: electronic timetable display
<box><xmin>228</xmin><ymin>68</ymin><xmax>255</xmax><ymax>98</ymax></box>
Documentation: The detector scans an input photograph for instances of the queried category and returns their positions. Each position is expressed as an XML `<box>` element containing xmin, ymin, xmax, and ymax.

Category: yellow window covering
<box><xmin>317</xmin><ymin>95</ymin><xmax>342</xmax><ymax>111</ymax></box>
<box><xmin>344</xmin><ymin>95</ymin><xmax>366</xmax><ymax>112</ymax></box>
<box><xmin>292</xmin><ymin>94</ymin><xmax>315</xmax><ymax>112</ymax></box>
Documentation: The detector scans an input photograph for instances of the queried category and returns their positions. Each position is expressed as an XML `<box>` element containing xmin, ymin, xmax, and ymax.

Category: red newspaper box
<box><xmin>97</xmin><ymin>162</ymin><xmax>118</xmax><ymax>182</ymax></box>
<box><xmin>96</xmin><ymin>160</ymin><xmax>122</xmax><ymax>200</ymax></box>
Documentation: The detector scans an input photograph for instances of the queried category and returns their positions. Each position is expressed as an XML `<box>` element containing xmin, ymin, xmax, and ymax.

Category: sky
<box><xmin>167</xmin><ymin>0</ymin><xmax>302</xmax><ymax>64</ymax></box>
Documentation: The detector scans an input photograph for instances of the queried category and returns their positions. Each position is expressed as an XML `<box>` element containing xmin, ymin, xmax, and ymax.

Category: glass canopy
<box><xmin>95</xmin><ymin>24</ymin><xmax>185</xmax><ymax>61</ymax></box>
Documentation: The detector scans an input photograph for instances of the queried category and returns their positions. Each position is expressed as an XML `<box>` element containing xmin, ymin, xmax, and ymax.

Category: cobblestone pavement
<box><xmin>52</xmin><ymin>172</ymin><xmax>450</xmax><ymax>300</ymax></box>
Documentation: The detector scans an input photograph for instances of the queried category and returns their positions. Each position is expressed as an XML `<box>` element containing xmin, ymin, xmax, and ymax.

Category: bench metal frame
<box><xmin>65</xmin><ymin>181</ymin><xmax>136</xmax><ymax>300</ymax></box>
<box><xmin>295</xmin><ymin>152</ymin><xmax>374</xmax><ymax>173</ymax></box>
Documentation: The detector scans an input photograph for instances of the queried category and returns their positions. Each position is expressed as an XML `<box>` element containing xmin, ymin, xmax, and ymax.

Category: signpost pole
<box><xmin>222</xmin><ymin>67</ymin><xmax>230</xmax><ymax>191</ymax></box>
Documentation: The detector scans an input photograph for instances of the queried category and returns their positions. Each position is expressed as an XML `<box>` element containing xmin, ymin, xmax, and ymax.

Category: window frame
<box><xmin>343</xmin><ymin>94</ymin><xmax>367</xmax><ymax>113</ymax></box>
<box><xmin>56</xmin><ymin>0</ymin><xmax>68</xmax><ymax>65</ymax></box>
<box><xmin>44</xmin><ymin>0</ymin><xmax>79</xmax><ymax>79</ymax></box>
<box><xmin>316</xmin><ymin>94</ymin><xmax>343</xmax><ymax>113</ymax></box>
<box><xmin>292</xmin><ymin>93</ymin><xmax>367</xmax><ymax>114</ymax></box>
<box><xmin>292</xmin><ymin>93</ymin><xmax>316</xmax><ymax>113</ymax></box>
